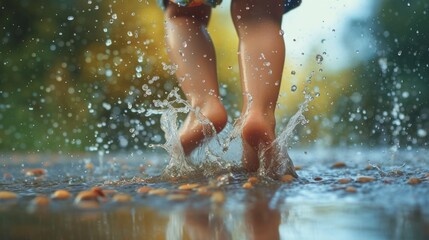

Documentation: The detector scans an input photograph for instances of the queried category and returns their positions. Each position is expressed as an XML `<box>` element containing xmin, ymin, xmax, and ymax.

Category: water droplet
<box><xmin>316</xmin><ymin>54</ymin><xmax>323</xmax><ymax>64</ymax></box>
<box><xmin>291</xmin><ymin>70</ymin><xmax>296</xmax><ymax>75</ymax></box>
<box><xmin>227</xmin><ymin>66</ymin><xmax>232</xmax><ymax>70</ymax></box>
<box><xmin>237</xmin><ymin>15</ymin><xmax>241</xmax><ymax>20</ymax></box>
<box><xmin>127</xmin><ymin>31</ymin><xmax>133</xmax><ymax>37</ymax></box>
<box><xmin>279</xmin><ymin>29</ymin><xmax>284</xmax><ymax>36</ymax></box>
<box><xmin>67</xmin><ymin>16</ymin><xmax>74</xmax><ymax>21</ymax></box>
<box><xmin>263</xmin><ymin>61</ymin><xmax>271</xmax><ymax>67</ymax></box>
<box><xmin>355</xmin><ymin>50</ymin><xmax>360</xmax><ymax>54</ymax></box>
<box><xmin>397</xmin><ymin>50</ymin><xmax>402</xmax><ymax>56</ymax></box>
<box><xmin>112</xmin><ymin>13</ymin><xmax>117</xmax><ymax>20</ymax></box>
<box><xmin>291</xmin><ymin>85</ymin><xmax>297</xmax><ymax>92</ymax></box>
<box><xmin>182</xmin><ymin>41</ymin><xmax>187</xmax><ymax>48</ymax></box>
<box><xmin>105</xmin><ymin>39</ymin><xmax>112</xmax><ymax>46</ymax></box>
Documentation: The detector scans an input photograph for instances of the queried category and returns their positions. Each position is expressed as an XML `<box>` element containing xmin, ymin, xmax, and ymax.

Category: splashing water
<box><xmin>147</xmin><ymin>86</ymin><xmax>311</xmax><ymax>180</ymax></box>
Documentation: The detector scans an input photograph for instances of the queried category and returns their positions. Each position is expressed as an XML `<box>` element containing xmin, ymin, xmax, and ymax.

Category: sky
<box><xmin>217</xmin><ymin>0</ymin><xmax>377</xmax><ymax>70</ymax></box>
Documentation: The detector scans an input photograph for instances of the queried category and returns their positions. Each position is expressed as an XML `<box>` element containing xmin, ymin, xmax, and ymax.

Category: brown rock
<box><xmin>178</xmin><ymin>183</ymin><xmax>199</xmax><ymax>190</ymax></box>
<box><xmin>407</xmin><ymin>178</ymin><xmax>421</xmax><ymax>185</ymax></box>
<box><xmin>148</xmin><ymin>188</ymin><xmax>169</xmax><ymax>196</ymax></box>
<box><xmin>75</xmin><ymin>190</ymin><xmax>103</xmax><ymax>203</ymax></box>
<box><xmin>51</xmin><ymin>190</ymin><xmax>72</xmax><ymax>200</ymax></box>
<box><xmin>242</xmin><ymin>182</ymin><xmax>253</xmax><ymax>189</ymax></box>
<box><xmin>314</xmin><ymin>177</ymin><xmax>323</xmax><ymax>181</ymax></box>
<box><xmin>281</xmin><ymin>174</ymin><xmax>295</xmax><ymax>183</ymax></box>
<box><xmin>357</xmin><ymin>176</ymin><xmax>375</xmax><ymax>183</ymax></box>
<box><xmin>32</xmin><ymin>196</ymin><xmax>50</xmax><ymax>206</ymax></box>
<box><xmin>345</xmin><ymin>187</ymin><xmax>357</xmax><ymax>193</ymax></box>
<box><xmin>247</xmin><ymin>176</ymin><xmax>259</xmax><ymax>184</ymax></box>
<box><xmin>338</xmin><ymin>178</ymin><xmax>352</xmax><ymax>184</ymax></box>
<box><xmin>136</xmin><ymin>186</ymin><xmax>153</xmax><ymax>194</ymax></box>
<box><xmin>24</xmin><ymin>168</ymin><xmax>47</xmax><ymax>177</ymax></box>
<box><xmin>0</xmin><ymin>191</ymin><xmax>18</xmax><ymax>200</ymax></box>
<box><xmin>332</xmin><ymin>162</ymin><xmax>347</xmax><ymax>168</ymax></box>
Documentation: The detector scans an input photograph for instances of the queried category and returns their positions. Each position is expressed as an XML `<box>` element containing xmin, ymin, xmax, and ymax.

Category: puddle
<box><xmin>1</xmin><ymin>148</ymin><xmax>428</xmax><ymax>240</ymax></box>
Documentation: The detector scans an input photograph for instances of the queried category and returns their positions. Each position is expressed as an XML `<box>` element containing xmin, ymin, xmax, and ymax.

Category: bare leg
<box><xmin>231</xmin><ymin>0</ymin><xmax>285</xmax><ymax>172</ymax></box>
<box><xmin>165</xmin><ymin>4</ymin><xmax>227</xmax><ymax>156</ymax></box>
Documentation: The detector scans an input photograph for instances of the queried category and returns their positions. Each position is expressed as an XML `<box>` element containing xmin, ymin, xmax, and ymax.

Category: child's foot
<box><xmin>179</xmin><ymin>98</ymin><xmax>227</xmax><ymax>156</ymax></box>
<box><xmin>241</xmin><ymin>112</ymin><xmax>276</xmax><ymax>172</ymax></box>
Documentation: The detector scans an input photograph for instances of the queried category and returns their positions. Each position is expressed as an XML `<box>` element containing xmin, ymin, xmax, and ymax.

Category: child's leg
<box><xmin>231</xmin><ymin>0</ymin><xmax>285</xmax><ymax>171</ymax></box>
<box><xmin>165</xmin><ymin>4</ymin><xmax>227</xmax><ymax>156</ymax></box>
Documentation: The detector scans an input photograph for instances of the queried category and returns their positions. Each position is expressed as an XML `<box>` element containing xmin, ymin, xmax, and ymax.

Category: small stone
<box><xmin>294</xmin><ymin>165</ymin><xmax>302</xmax><ymax>171</ymax></box>
<box><xmin>357</xmin><ymin>176</ymin><xmax>375</xmax><ymax>183</ymax></box>
<box><xmin>24</xmin><ymin>168</ymin><xmax>47</xmax><ymax>177</ymax></box>
<box><xmin>314</xmin><ymin>177</ymin><xmax>323</xmax><ymax>181</ymax></box>
<box><xmin>85</xmin><ymin>163</ymin><xmax>94</xmax><ymax>170</ymax></box>
<box><xmin>148</xmin><ymin>188</ymin><xmax>169</xmax><ymax>196</ymax></box>
<box><xmin>178</xmin><ymin>183</ymin><xmax>199</xmax><ymax>190</ymax></box>
<box><xmin>136</xmin><ymin>186</ymin><xmax>153</xmax><ymax>194</ymax></box>
<box><xmin>345</xmin><ymin>187</ymin><xmax>357</xmax><ymax>193</ymax></box>
<box><xmin>281</xmin><ymin>174</ymin><xmax>295</xmax><ymax>183</ymax></box>
<box><xmin>407</xmin><ymin>178</ymin><xmax>421</xmax><ymax>185</ymax></box>
<box><xmin>211</xmin><ymin>191</ymin><xmax>225</xmax><ymax>204</ymax></box>
<box><xmin>167</xmin><ymin>194</ymin><xmax>188</xmax><ymax>201</ymax></box>
<box><xmin>51</xmin><ymin>190</ymin><xmax>72</xmax><ymax>200</ymax></box>
<box><xmin>247</xmin><ymin>176</ymin><xmax>259</xmax><ymax>184</ymax></box>
<box><xmin>0</xmin><ymin>191</ymin><xmax>18</xmax><ymax>200</ymax></box>
<box><xmin>112</xmin><ymin>193</ymin><xmax>132</xmax><ymax>203</ymax></box>
<box><xmin>242</xmin><ymin>182</ymin><xmax>253</xmax><ymax>189</ymax></box>
<box><xmin>32</xmin><ymin>196</ymin><xmax>50</xmax><ymax>206</ymax></box>
<box><xmin>364</xmin><ymin>165</ymin><xmax>374</xmax><ymax>170</ymax></box>
<box><xmin>90</xmin><ymin>187</ymin><xmax>106</xmax><ymax>198</ymax></box>
<box><xmin>75</xmin><ymin>190</ymin><xmax>102</xmax><ymax>203</ymax></box>
<box><xmin>338</xmin><ymin>178</ymin><xmax>352</xmax><ymax>184</ymax></box>
<box><xmin>332</xmin><ymin>162</ymin><xmax>347</xmax><ymax>168</ymax></box>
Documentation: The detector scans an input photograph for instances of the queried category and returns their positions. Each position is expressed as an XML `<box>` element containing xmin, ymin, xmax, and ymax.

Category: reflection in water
<box><xmin>1</xmin><ymin>188</ymin><xmax>429</xmax><ymax>240</ymax></box>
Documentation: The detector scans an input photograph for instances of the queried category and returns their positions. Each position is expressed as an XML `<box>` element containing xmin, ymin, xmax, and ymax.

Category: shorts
<box><xmin>158</xmin><ymin>0</ymin><xmax>302</xmax><ymax>14</ymax></box>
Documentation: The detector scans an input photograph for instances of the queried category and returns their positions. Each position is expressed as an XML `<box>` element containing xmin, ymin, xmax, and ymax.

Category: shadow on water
<box><xmin>1</xmin><ymin>148</ymin><xmax>429</xmax><ymax>240</ymax></box>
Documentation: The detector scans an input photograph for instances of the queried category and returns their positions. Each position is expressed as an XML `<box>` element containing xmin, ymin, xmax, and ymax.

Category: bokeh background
<box><xmin>1</xmin><ymin>0</ymin><xmax>428</xmax><ymax>154</ymax></box>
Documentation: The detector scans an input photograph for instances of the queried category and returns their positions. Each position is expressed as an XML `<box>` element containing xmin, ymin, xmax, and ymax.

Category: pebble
<box><xmin>407</xmin><ymin>178</ymin><xmax>421</xmax><ymax>185</ymax></box>
<box><xmin>75</xmin><ymin>190</ymin><xmax>103</xmax><ymax>203</ymax></box>
<box><xmin>332</xmin><ymin>162</ymin><xmax>347</xmax><ymax>168</ymax></box>
<box><xmin>338</xmin><ymin>178</ymin><xmax>352</xmax><ymax>184</ymax></box>
<box><xmin>0</xmin><ymin>191</ymin><xmax>18</xmax><ymax>200</ymax></box>
<box><xmin>345</xmin><ymin>187</ymin><xmax>357</xmax><ymax>193</ymax></box>
<box><xmin>85</xmin><ymin>163</ymin><xmax>94</xmax><ymax>170</ymax></box>
<box><xmin>112</xmin><ymin>193</ymin><xmax>132</xmax><ymax>203</ymax></box>
<box><xmin>357</xmin><ymin>176</ymin><xmax>375</xmax><ymax>183</ymax></box>
<box><xmin>137</xmin><ymin>186</ymin><xmax>153</xmax><ymax>194</ymax></box>
<box><xmin>167</xmin><ymin>194</ymin><xmax>188</xmax><ymax>201</ymax></box>
<box><xmin>247</xmin><ymin>177</ymin><xmax>259</xmax><ymax>184</ymax></box>
<box><xmin>211</xmin><ymin>191</ymin><xmax>225</xmax><ymax>204</ymax></box>
<box><xmin>25</xmin><ymin>168</ymin><xmax>47</xmax><ymax>177</ymax></box>
<box><xmin>364</xmin><ymin>165</ymin><xmax>374</xmax><ymax>170</ymax></box>
<box><xmin>178</xmin><ymin>183</ymin><xmax>199</xmax><ymax>190</ymax></box>
<box><xmin>51</xmin><ymin>190</ymin><xmax>71</xmax><ymax>200</ymax></box>
<box><xmin>314</xmin><ymin>177</ymin><xmax>323</xmax><ymax>181</ymax></box>
<box><xmin>242</xmin><ymin>182</ymin><xmax>253</xmax><ymax>189</ymax></box>
<box><xmin>424</xmin><ymin>173</ymin><xmax>429</xmax><ymax>178</ymax></box>
<box><xmin>91</xmin><ymin>187</ymin><xmax>106</xmax><ymax>198</ymax></box>
<box><xmin>32</xmin><ymin>196</ymin><xmax>50</xmax><ymax>206</ymax></box>
<box><xmin>148</xmin><ymin>188</ymin><xmax>169</xmax><ymax>196</ymax></box>
<box><xmin>294</xmin><ymin>165</ymin><xmax>302</xmax><ymax>171</ymax></box>
<box><xmin>281</xmin><ymin>174</ymin><xmax>295</xmax><ymax>183</ymax></box>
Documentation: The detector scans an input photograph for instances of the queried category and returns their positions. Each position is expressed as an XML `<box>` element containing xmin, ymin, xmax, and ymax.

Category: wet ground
<box><xmin>1</xmin><ymin>148</ymin><xmax>428</xmax><ymax>240</ymax></box>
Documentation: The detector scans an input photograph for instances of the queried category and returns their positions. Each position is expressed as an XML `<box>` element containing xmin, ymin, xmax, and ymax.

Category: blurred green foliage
<box><xmin>0</xmin><ymin>0</ymin><xmax>428</xmax><ymax>153</ymax></box>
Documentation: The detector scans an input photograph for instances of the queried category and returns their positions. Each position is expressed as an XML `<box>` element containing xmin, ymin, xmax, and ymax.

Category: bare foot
<box><xmin>241</xmin><ymin>112</ymin><xmax>276</xmax><ymax>172</ymax></box>
<box><xmin>179</xmin><ymin>98</ymin><xmax>227</xmax><ymax>156</ymax></box>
